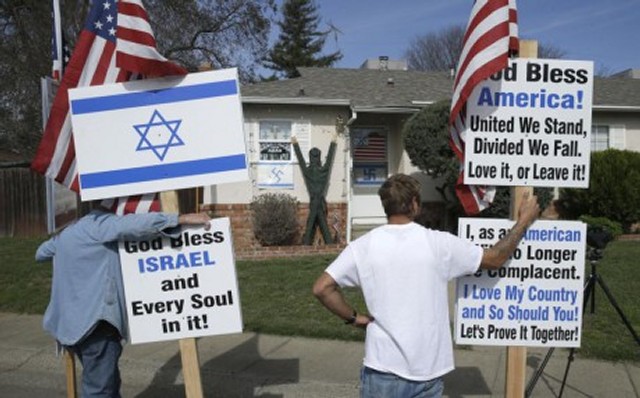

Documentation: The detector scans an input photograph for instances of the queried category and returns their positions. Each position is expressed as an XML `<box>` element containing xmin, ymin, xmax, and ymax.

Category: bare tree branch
<box><xmin>405</xmin><ymin>25</ymin><xmax>567</xmax><ymax>72</ymax></box>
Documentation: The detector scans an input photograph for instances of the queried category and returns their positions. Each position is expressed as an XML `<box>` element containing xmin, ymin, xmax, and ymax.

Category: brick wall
<box><xmin>201</xmin><ymin>202</ymin><xmax>347</xmax><ymax>260</ymax></box>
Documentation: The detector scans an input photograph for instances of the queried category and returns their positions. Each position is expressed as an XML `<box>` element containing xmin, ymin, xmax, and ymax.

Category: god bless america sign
<box><xmin>463</xmin><ymin>58</ymin><xmax>593</xmax><ymax>188</ymax></box>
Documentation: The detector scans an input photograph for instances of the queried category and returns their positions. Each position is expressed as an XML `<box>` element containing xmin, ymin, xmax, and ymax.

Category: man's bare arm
<box><xmin>312</xmin><ymin>272</ymin><xmax>372</xmax><ymax>328</ymax></box>
<box><xmin>480</xmin><ymin>193</ymin><xmax>540</xmax><ymax>270</ymax></box>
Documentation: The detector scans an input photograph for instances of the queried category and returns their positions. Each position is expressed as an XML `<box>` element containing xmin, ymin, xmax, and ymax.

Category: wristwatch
<box><xmin>344</xmin><ymin>310</ymin><xmax>357</xmax><ymax>325</ymax></box>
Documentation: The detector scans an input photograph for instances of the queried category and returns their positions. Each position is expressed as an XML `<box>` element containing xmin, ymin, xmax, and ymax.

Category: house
<box><xmin>200</xmin><ymin>61</ymin><xmax>640</xmax><ymax>256</ymax></box>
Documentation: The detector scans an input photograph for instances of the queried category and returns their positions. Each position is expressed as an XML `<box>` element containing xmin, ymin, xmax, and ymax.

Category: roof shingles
<box><xmin>241</xmin><ymin>67</ymin><xmax>640</xmax><ymax>109</ymax></box>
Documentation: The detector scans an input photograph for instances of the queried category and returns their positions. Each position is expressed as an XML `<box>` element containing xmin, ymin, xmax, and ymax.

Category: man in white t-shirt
<box><xmin>313</xmin><ymin>173</ymin><xmax>539</xmax><ymax>398</ymax></box>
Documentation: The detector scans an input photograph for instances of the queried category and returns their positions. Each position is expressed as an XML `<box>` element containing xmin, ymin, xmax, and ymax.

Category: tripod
<box><xmin>525</xmin><ymin>247</ymin><xmax>640</xmax><ymax>397</ymax></box>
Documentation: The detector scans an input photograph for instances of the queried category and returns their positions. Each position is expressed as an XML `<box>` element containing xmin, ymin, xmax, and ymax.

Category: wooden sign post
<box><xmin>504</xmin><ymin>39</ymin><xmax>538</xmax><ymax>398</ymax></box>
<box><xmin>173</xmin><ymin>61</ymin><xmax>208</xmax><ymax>398</ymax></box>
<box><xmin>65</xmin><ymin>348</ymin><xmax>77</xmax><ymax>398</ymax></box>
<box><xmin>160</xmin><ymin>190</ymin><xmax>204</xmax><ymax>398</ymax></box>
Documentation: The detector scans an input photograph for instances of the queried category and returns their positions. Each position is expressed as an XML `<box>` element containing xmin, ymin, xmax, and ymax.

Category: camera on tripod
<box><xmin>586</xmin><ymin>227</ymin><xmax>613</xmax><ymax>262</ymax></box>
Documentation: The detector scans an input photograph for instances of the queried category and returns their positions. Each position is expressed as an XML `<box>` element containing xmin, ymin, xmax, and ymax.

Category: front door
<box><xmin>349</xmin><ymin>127</ymin><xmax>388</xmax><ymax>239</ymax></box>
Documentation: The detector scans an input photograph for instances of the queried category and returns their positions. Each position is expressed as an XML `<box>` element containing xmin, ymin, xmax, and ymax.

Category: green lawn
<box><xmin>0</xmin><ymin>236</ymin><xmax>53</xmax><ymax>314</ymax></box>
<box><xmin>236</xmin><ymin>255</ymin><xmax>367</xmax><ymax>342</ymax></box>
<box><xmin>578</xmin><ymin>240</ymin><xmax>640</xmax><ymax>361</ymax></box>
<box><xmin>1</xmin><ymin>237</ymin><xmax>638</xmax><ymax>361</ymax></box>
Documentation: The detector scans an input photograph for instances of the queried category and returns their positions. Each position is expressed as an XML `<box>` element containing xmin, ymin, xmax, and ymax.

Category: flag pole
<box><xmin>52</xmin><ymin>0</ymin><xmax>79</xmax><ymax>395</ymax></box>
<box><xmin>504</xmin><ymin>38</ymin><xmax>538</xmax><ymax>398</ymax></box>
<box><xmin>160</xmin><ymin>190</ymin><xmax>204</xmax><ymax>398</ymax></box>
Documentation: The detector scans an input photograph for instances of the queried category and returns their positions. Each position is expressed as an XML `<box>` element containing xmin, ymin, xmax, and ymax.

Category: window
<box><xmin>591</xmin><ymin>125</ymin><xmax>609</xmax><ymax>152</ymax></box>
<box><xmin>252</xmin><ymin>119</ymin><xmax>309</xmax><ymax>189</ymax></box>
<box><xmin>351</xmin><ymin>128</ymin><xmax>388</xmax><ymax>186</ymax></box>
<box><xmin>259</xmin><ymin>121</ymin><xmax>292</xmax><ymax>161</ymax></box>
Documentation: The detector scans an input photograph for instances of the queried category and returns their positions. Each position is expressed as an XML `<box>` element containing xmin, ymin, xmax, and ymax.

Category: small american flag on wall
<box><xmin>353</xmin><ymin>131</ymin><xmax>387</xmax><ymax>162</ymax></box>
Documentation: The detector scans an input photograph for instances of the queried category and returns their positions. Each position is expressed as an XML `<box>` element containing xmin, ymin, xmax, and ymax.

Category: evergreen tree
<box><xmin>402</xmin><ymin>100</ymin><xmax>552</xmax><ymax>229</ymax></box>
<box><xmin>263</xmin><ymin>0</ymin><xmax>342</xmax><ymax>79</ymax></box>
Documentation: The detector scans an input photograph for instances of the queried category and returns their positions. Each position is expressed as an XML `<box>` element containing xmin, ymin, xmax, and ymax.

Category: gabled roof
<box><xmin>593</xmin><ymin>77</ymin><xmax>640</xmax><ymax>110</ymax></box>
<box><xmin>241</xmin><ymin>67</ymin><xmax>453</xmax><ymax>112</ymax></box>
<box><xmin>241</xmin><ymin>67</ymin><xmax>640</xmax><ymax>112</ymax></box>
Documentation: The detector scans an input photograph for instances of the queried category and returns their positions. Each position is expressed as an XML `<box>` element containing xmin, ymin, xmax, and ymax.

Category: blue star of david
<box><xmin>133</xmin><ymin>109</ymin><xmax>184</xmax><ymax>161</ymax></box>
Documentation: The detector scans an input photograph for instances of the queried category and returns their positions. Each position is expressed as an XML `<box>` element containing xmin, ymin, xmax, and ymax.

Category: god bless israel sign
<box><xmin>118</xmin><ymin>217</ymin><xmax>242</xmax><ymax>344</ymax></box>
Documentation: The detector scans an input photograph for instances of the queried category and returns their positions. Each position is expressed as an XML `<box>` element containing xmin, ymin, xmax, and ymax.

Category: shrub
<box><xmin>579</xmin><ymin>215</ymin><xmax>623</xmax><ymax>239</ymax></box>
<box><xmin>402</xmin><ymin>100</ymin><xmax>554</xmax><ymax>224</ymax></box>
<box><xmin>403</xmin><ymin>100</ymin><xmax>457</xmax><ymax>183</ymax></box>
<box><xmin>559</xmin><ymin>149</ymin><xmax>640</xmax><ymax>232</ymax></box>
<box><xmin>402</xmin><ymin>100</ymin><xmax>461</xmax><ymax>230</ymax></box>
<box><xmin>251</xmin><ymin>193</ymin><xmax>299</xmax><ymax>246</ymax></box>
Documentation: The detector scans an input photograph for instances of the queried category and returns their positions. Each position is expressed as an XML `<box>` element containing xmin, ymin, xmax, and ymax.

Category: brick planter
<box><xmin>201</xmin><ymin>202</ymin><xmax>347</xmax><ymax>260</ymax></box>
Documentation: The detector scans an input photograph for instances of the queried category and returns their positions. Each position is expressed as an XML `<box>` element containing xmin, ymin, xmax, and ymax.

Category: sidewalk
<box><xmin>1</xmin><ymin>312</ymin><xmax>638</xmax><ymax>397</ymax></box>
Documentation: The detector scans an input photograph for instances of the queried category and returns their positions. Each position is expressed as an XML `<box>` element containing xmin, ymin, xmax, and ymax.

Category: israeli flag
<box><xmin>69</xmin><ymin>68</ymin><xmax>249</xmax><ymax>201</ymax></box>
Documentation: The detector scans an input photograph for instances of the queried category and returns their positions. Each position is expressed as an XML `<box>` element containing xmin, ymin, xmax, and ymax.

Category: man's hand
<box><xmin>353</xmin><ymin>313</ymin><xmax>374</xmax><ymax>329</ymax></box>
<box><xmin>291</xmin><ymin>135</ymin><xmax>298</xmax><ymax>145</ymax></box>
<box><xmin>178</xmin><ymin>213</ymin><xmax>211</xmax><ymax>230</ymax></box>
<box><xmin>331</xmin><ymin>132</ymin><xmax>338</xmax><ymax>143</ymax></box>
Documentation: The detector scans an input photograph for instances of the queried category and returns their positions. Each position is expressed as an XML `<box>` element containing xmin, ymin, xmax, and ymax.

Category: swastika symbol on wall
<box><xmin>270</xmin><ymin>167</ymin><xmax>284</xmax><ymax>183</ymax></box>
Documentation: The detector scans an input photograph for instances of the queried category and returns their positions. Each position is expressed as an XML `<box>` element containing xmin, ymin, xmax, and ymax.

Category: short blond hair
<box><xmin>378</xmin><ymin>174</ymin><xmax>421</xmax><ymax>218</ymax></box>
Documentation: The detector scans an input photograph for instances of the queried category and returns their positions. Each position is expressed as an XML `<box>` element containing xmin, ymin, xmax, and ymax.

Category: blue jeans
<box><xmin>69</xmin><ymin>321</ymin><xmax>123</xmax><ymax>398</ymax></box>
<box><xmin>361</xmin><ymin>367</ymin><xmax>444</xmax><ymax>398</ymax></box>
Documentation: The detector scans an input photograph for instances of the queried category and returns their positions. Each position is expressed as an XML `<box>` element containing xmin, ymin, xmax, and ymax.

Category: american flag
<box><xmin>50</xmin><ymin>0</ymin><xmax>69</xmax><ymax>81</ymax></box>
<box><xmin>353</xmin><ymin>132</ymin><xmax>387</xmax><ymax>162</ymax></box>
<box><xmin>33</xmin><ymin>0</ymin><xmax>187</xmax><ymax>214</ymax></box>
<box><xmin>449</xmin><ymin>0</ymin><xmax>518</xmax><ymax>215</ymax></box>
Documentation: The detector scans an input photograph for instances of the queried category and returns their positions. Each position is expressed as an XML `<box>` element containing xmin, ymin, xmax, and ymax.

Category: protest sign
<box><xmin>118</xmin><ymin>217</ymin><xmax>242</xmax><ymax>344</ymax></box>
<box><xmin>463</xmin><ymin>59</ymin><xmax>593</xmax><ymax>188</ymax></box>
<box><xmin>455</xmin><ymin>218</ymin><xmax>586</xmax><ymax>347</ymax></box>
<box><xmin>69</xmin><ymin>68</ymin><xmax>249</xmax><ymax>201</ymax></box>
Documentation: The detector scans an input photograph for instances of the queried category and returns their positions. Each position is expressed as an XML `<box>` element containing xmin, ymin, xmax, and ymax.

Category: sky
<box><xmin>282</xmin><ymin>0</ymin><xmax>640</xmax><ymax>75</ymax></box>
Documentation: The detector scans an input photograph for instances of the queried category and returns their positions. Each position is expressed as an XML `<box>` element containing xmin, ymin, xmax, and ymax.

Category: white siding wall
<box><xmin>400</xmin><ymin>152</ymin><xmax>447</xmax><ymax>203</ymax></box>
<box><xmin>204</xmin><ymin>104</ymin><xmax>349</xmax><ymax>205</ymax></box>
<box><xmin>593</xmin><ymin>111</ymin><xmax>640</xmax><ymax>151</ymax></box>
<box><xmin>203</xmin><ymin>108</ymin><xmax>640</xmax><ymax>207</ymax></box>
